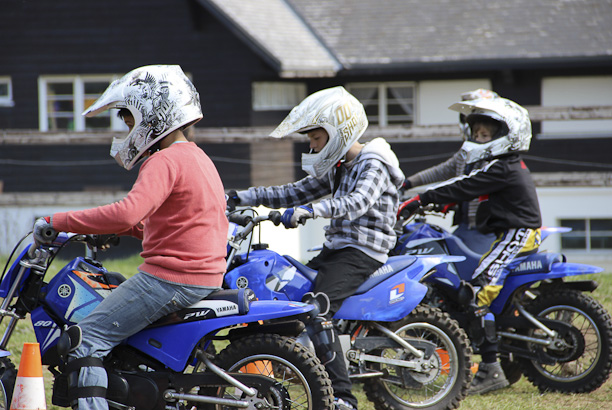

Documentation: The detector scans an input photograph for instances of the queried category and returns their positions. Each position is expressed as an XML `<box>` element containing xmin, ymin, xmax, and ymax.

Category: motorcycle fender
<box><xmin>0</xmin><ymin>350</ymin><xmax>10</xmax><ymax>358</ymax></box>
<box><xmin>126</xmin><ymin>300</ymin><xmax>313</xmax><ymax>372</ymax></box>
<box><xmin>0</xmin><ymin>246</ymin><xmax>32</xmax><ymax>298</ymax></box>
<box><xmin>334</xmin><ymin>271</ymin><xmax>427</xmax><ymax>322</ymax></box>
<box><xmin>490</xmin><ymin>262</ymin><xmax>604</xmax><ymax>314</ymax></box>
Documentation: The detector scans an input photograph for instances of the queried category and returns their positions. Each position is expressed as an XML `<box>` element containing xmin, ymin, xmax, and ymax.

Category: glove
<box><xmin>226</xmin><ymin>190</ymin><xmax>241</xmax><ymax>212</ymax></box>
<box><xmin>401</xmin><ymin>178</ymin><xmax>413</xmax><ymax>191</ymax></box>
<box><xmin>281</xmin><ymin>205</ymin><xmax>314</xmax><ymax>229</ymax></box>
<box><xmin>33</xmin><ymin>216</ymin><xmax>57</xmax><ymax>244</ymax></box>
<box><xmin>397</xmin><ymin>195</ymin><xmax>421</xmax><ymax>219</ymax></box>
<box><xmin>435</xmin><ymin>202</ymin><xmax>457</xmax><ymax>214</ymax></box>
<box><xmin>89</xmin><ymin>234</ymin><xmax>120</xmax><ymax>251</ymax></box>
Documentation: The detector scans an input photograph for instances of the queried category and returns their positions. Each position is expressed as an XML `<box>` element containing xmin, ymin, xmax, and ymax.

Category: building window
<box><xmin>0</xmin><ymin>77</ymin><xmax>14</xmax><ymax>107</ymax></box>
<box><xmin>252</xmin><ymin>82</ymin><xmax>307</xmax><ymax>111</ymax></box>
<box><xmin>560</xmin><ymin>218</ymin><xmax>612</xmax><ymax>251</ymax></box>
<box><xmin>38</xmin><ymin>75</ymin><xmax>126</xmax><ymax>132</ymax></box>
<box><xmin>346</xmin><ymin>82</ymin><xmax>416</xmax><ymax>126</ymax></box>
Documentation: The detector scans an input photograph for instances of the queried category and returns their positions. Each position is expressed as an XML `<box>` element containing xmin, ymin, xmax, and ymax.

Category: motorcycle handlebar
<box><xmin>228</xmin><ymin>213</ymin><xmax>253</xmax><ymax>227</ymax></box>
<box><xmin>39</xmin><ymin>226</ymin><xmax>58</xmax><ymax>242</ymax></box>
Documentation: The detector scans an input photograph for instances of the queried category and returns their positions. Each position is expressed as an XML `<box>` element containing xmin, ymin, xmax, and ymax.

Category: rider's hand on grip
<box><xmin>89</xmin><ymin>234</ymin><xmax>120</xmax><ymax>251</ymax></box>
<box><xmin>33</xmin><ymin>216</ymin><xmax>58</xmax><ymax>244</ymax></box>
<box><xmin>281</xmin><ymin>205</ymin><xmax>313</xmax><ymax>228</ymax></box>
<box><xmin>32</xmin><ymin>216</ymin><xmax>57</xmax><ymax>244</ymax></box>
<box><xmin>225</xmin><ymin>189</ymin><xmax>241</xmax><ymax>212</ymax></box>
<box><xmin>401</xmin><ymin>178</ymin><xmax>412</xmax><ymax>191</ymax></box>
<box><xmin>397</xmin><ymin>195</ymin><xmax>421</xmax><ymax>219</ymax></box>
<box><xmin>433</xmin><ymin>202</ymin><xmax>457</xmax><ymax>214</ymax></box>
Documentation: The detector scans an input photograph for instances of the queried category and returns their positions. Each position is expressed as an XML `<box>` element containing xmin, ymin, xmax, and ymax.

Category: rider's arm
<box><xmin>419</xmin><ymin>158</ymin><xmax>508</xmax><ymax>205</ymax></box>
<box><xmin>51</xmin><ymin>155</ymin><xmax>174</xmax><ymax>235</ymax></box>
<box><xmin>406</xmin><ymin>152</ymin><xmax>462</xmax><ymax>188</ymax></box>
<box><xmin>237</xmin><ymin>175</ymin><xmax>332</xmax><ymax>209</ymax></box>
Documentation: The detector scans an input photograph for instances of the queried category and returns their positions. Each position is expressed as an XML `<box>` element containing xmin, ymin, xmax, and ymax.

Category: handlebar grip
<box><xmin>269</xmin><ymin>211</ymin><xmax>281</xmax><ymax>226</ymax></box>
<box><xmin>228</xmin><ymin>213</ymin><xmax>253</xmax><ymax>227</ymax></box>
<box><xmin>40</xmin><ymin>226</ymin><xmax>58</xmax><ymax>242</ymax></box>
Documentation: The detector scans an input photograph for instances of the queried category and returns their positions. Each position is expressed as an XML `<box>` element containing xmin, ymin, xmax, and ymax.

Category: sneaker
<box><xmin>334</xmin><ymin>397</ymin><xmax>357</xmax><ymax>410</ymax></box>
<box><xmin>469</xmin><ymin>361</ymin><xmax>509</xmax><ymax>395</ymax></box>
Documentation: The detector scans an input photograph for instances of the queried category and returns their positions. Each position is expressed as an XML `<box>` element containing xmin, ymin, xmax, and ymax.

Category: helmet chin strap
<box><xmin>332</xmin><ymin>160</ymin><xmax>343</xmax><ymax>196</ymax></box>
<box><xmin>148</xmin><ymin>140</ymin><xmax>162</xmax><ymax>155</ymax></box>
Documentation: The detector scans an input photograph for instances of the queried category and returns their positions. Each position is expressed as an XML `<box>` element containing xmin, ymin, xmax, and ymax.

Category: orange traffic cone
<box><xmin>240</xmin><ymin>360</ymin><xmax>274</xmax><ymax>377</ymax></box>
<box><xmin>10</xmin><ymin>343</ymin><xmax>46</xmax><ymax>410</ymax></box>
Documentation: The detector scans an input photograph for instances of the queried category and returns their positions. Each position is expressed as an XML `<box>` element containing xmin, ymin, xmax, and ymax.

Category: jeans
<box><xmin>69</xmin><ymin>271</ymin><xmax>217</xmax><ymax>410</ymax></box>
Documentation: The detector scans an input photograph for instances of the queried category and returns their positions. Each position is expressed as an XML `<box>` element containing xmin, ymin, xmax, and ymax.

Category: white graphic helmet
<box><xmin>83</xmin><ymin>65</ymin><xmax>202</xmax><ymax>170</ymax></box>
<box><xmin>458</xmin><ymin>88</ymin><xmax>499</xmax><ymax>140</ymax></box>
<box><xmin>270</xmin><ymin>86</ymin><xmax>368</xmax><ymax>178</ymax></box>
<box><xmin>449</xmin><ymin>97</ymin><xmax>531</xmax><ymax>164</ymax></box>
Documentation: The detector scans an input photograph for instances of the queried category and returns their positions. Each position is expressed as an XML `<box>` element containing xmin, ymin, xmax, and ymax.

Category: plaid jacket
<box><xmin>240</xmin><ymin>138</ymin><xmax>405</xmax><ymax>262</ymax></box>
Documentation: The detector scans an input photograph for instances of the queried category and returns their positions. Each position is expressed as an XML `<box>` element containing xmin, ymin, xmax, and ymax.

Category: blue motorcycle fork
<box><xmin>0</xmin><ymin>259</ymin><xmax>37</xmax><ymax>351</ymax></box>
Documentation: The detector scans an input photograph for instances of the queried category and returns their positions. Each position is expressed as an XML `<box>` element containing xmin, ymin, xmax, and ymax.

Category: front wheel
<box><xmin>0</xmin><ymin>357</ymin><xmax>17</xmax><ymax>408</ymax></box>
<box><xmin>213</xmin><ymin>333</ymin><xmax>334</xmax><ymax>410</ymax></box>
<box><xmin>521</xmin><ymin>288</ymin><xmax>612</xmax><ymax>393</ymax></box>
<box><xmin>363</xmin><ymin>305</ymin><xmax>473</xmax><ymax>410</ymax></box>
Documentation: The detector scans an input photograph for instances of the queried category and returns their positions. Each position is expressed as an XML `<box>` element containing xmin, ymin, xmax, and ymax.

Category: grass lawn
<box><xmin>1</xmin><ymin>254</ymin><xmax>611</xmax><ymax>409</ymax></box>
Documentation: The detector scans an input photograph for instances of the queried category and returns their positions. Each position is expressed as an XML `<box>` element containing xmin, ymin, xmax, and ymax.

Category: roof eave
<box><xmin>339</xmin><ymin>55</ymin><xmax>612</xmax><ymax>76</ymax></box>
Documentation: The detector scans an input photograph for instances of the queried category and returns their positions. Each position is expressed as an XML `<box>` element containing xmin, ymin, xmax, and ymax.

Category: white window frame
<box><xmin>38</xmin><ymin>75</ymin><xmax>125</xmax><ymax>132</ymax></box>
<box><xmin>346</xmin><ymin>82</ymin><xmax>416</xmax><ymax>126</ymax></box>
<box><xmin>0</xmin><ymin>76</ymin><xmax>14</xmax><ymax>107</ymax></box>
<box><xmin>559</xmin><ymin>217</ymin><xmax>612</xmax><ymax>252</ymax></box>
<box><xmin>252</xmin><ymin>82</ymin><xmax>307</xmax><ymax>111</ymax></box>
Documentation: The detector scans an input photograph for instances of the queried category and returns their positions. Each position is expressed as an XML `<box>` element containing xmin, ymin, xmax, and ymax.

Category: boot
<box><xmin>469</xmin><ymin>361</ymin><xmax>509</xmax><ymax>395</ymax></box>
<box><xmin>334</xmin><ymin>397</ymin><xmax>357</xmax><ymax>410</ymax></box>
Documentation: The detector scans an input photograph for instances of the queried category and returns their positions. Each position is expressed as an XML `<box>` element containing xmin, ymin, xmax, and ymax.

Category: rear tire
<box><xmin>363</xmin><ymin>305</ymin><xmax>473</xmax><ymax>410</ymax></box>
<box><xmin>213</xmin><ymin>334</ymin><xmax>334</xmax><ymax>410</ymax></box>
<box><xmin>521</xmin><ymin>289</ymin><xmax>612</xmax><ymax>393</ymax></box>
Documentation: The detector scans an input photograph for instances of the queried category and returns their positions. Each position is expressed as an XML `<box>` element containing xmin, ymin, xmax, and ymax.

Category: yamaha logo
<box><xmin>236</xmin><ymin>276</ymin><xmax>249</xmax><ymax>288</ymax></box>
<box><xmin>58</xmin><ymin>284</ymin><xmax>72</xmax><ymax>298</ymax></box>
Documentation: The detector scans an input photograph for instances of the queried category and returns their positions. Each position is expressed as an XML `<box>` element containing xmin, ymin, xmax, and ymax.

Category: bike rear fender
<box><xmin>125</xmin><ymin>300</ymin><xmax>313</xmax><ymax>371</ymax></box>
<box><xmin>490</xmin><ymin>262</ymin><xmax>604</xmax><ymax>313</ymax></box>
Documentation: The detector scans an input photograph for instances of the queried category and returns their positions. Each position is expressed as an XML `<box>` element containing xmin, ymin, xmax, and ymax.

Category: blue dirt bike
<box><xmin>392</xmin><ymin>205</ymin><xmax>612</xmax><ymax>393</ymax></box>
<box><xmin>0</xmin><ymin>229</ymin><xmax>334</xmax><ymax>409</ymax></box>
<box><xmin>224</xmin><ymin>208</ymin><xmax>473</xmax><ymax>410</ymax></box>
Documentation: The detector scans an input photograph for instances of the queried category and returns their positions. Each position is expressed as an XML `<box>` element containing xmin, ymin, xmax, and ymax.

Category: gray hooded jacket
<box><xmin>239</xmin><ymin>138</ymin><xmax>405</xmax><ymax>263</ymax></box>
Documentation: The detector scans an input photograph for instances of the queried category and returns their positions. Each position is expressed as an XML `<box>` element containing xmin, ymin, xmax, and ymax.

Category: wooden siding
<box><xmin>0</xmin><ymin>0</ymin><xmax>276</xmax><ymax>130</ymax></box>
<box><xmin>0</xmin><ymin>143</ymin><xmax>250</xmax><ymax>192</ymax></box>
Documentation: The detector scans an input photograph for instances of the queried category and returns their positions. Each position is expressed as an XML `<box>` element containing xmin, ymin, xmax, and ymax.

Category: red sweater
<box><xmin>52</xmin><ymin>142</ymin><xmax>228</xmax><ymax>287</ymax></box>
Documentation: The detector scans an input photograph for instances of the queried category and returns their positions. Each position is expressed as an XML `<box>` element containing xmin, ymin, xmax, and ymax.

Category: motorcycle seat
<box><xmin>353</xmin><ymin>255</ymin><xmax>418</xmax><ymax>295</ymax></box>
<box><xmin>444</xmin><ymin>235</ymin><xmax>482</xmax><ymax>273</ymax></box>
<box><xmin>509</xmin><ymin>252</ymin><xmax>566</xmax><ymax>275</ymax></box>
<box><xmin>283</xmin><ymin>255</ymin><xmax>318</xmax><ymax>283</ymax></box>
<box><xmin>147</xmin><ymin>288</ymin><xmax>256</xmax><ymax>328</ymax></box>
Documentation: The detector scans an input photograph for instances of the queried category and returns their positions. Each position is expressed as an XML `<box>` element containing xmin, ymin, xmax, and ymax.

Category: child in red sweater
<box><xmin>33</xmin><ymin>65</ymin><xmax>228</xmax><ymax>410</ymax></box>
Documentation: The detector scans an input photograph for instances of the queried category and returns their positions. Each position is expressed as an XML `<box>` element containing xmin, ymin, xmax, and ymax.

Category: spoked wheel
<box><xmin>363</xmin><ymin>305</ymin><xmax>473</xmax><ymax>410</ymax></box>
<box><xmin>209</xmin><ymin>334</ymin><xmax>333</xmax><ymax>410</ymax></box>
<box><xmin>0</xmin><ymin>358</ymin><xmax>16</xmax><ymax>409</ymax></box>
<box><xmin>521</xmin><ymin>288</ymin><xmax>612</xmax><ymax>393</ymax></box>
